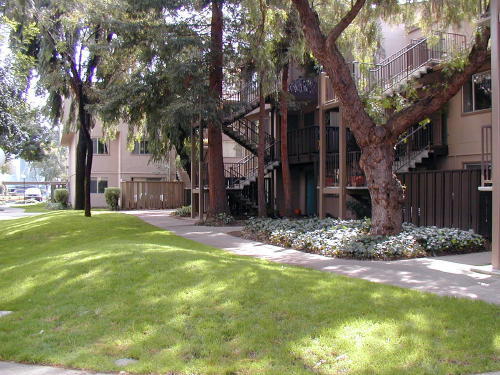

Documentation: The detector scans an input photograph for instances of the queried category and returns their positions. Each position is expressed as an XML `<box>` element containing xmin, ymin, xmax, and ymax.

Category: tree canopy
<box><xmin>0</xmin><ymin>63</ymin><xmax>50</xmax><ymax>161</ymax></box>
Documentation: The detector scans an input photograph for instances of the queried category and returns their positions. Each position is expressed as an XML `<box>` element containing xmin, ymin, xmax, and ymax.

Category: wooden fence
<box><xmin>398</xmin><ymin>169</ymin><xmax>491</xmax><ymax>238</ymax></box>
<box><xmin>120</xmin><ymin>181</ymin><xmax>185</xmax><ymax>210</ymax></box>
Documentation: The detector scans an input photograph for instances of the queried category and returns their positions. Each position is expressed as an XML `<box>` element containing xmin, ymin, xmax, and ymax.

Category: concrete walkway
<box><xmin>129</xmin><ymin>210</ymin><xmax>500</xmax><ymax>305</ymax></box>
<box><xmin>0</xmin><ymin>206</ymin><xmax>42</xmax><ymax>220</ymax></box>
<box><xmin>0</xmin><ymin>362</ymin><xmax>111</xmax><ymax>375</ymax></box>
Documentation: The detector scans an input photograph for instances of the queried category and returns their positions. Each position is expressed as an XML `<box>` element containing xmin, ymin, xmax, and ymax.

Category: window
<box><xmin>464</xmin><ymin>162</ymin><xmax>491</xmax><ymax>172</ymax></box>
<box><xmin>133</xmin><ymin>140</ymin><xmax>150</xmax><ymax>154</ymax></box>
<box><xmin>92</xmin><ymin>138</ymin><xmax>108</xmax><ymax>154</ymax></box>
<box><xmin>463</xmin><ymin>71</ymin><xmax>491</xmax><ymax>113</ymax></box>
<box><xmin>90</xmin><ymin>178</ymin><xmax>108</xmax><ymax>194</ymax></box>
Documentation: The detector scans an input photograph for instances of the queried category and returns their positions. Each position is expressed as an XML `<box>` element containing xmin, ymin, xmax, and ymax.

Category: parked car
<box><xmin>13</xmin><ymin>188</ymin><xmax>25</xmax><ymax>196</ymax></box>
<box><xmin>25</xmin><ymin>188</ymin><xmax>43</xmax><ymax>201</ymax></box>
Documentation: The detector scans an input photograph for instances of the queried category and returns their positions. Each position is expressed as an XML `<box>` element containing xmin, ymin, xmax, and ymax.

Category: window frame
<box><xmin>462</xmin><ymin>70</ymin><xmax>492</xmax><ymax>114</ymax></box>
<box><xmin>92</xmin><ymin>138</ymin><xmax>109</xmax><ymax>155</ymax></box>
<box><xmin>90</xmin><ymin>177</ymin><xmax>108</xmax><ymax>194</ymax></box>
<box><xmin>132</xmin><ymin>140</ymin><xmax>150</xmax><ymax>155</ymax></box>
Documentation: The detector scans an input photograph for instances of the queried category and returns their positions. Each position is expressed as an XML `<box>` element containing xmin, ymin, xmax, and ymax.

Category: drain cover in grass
<box><xmin>0</xmin><ymin>311</ymin><xmax>12</xmax><ymax>317</ymax></box>
<box><xmin>115</xmin><ymin>358</ymin><xmax>138</xmax><ymax>366</ymax></box>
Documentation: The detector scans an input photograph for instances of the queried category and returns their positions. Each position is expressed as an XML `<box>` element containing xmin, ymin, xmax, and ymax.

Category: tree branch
<box><xmin>387</xmin><ymin>26</ymin><xmax>491</xmax><ymax>137</ymax></box>
<box><xmin>43</xmin><ymin>27</ymin><xmax>81</xmax><ymax>96</ymax></box>
<box><xmin>326</xmin><ymin>0</ymin><xmax>366</xmax><ymax>48</ymax></box>
<box><xmin>86</xmin><ymin>25</ymin><xmax>102</xmax><ymax>84</ymax></box>
<box><xmin>291</xmin><ymin>0</ymin><xmax>377</xmax><ymax>146</ymax></box>
<box><xmin>290</xmin><ymin>0</ymin><xmax>326</xmax><ymax>59</ymax></box>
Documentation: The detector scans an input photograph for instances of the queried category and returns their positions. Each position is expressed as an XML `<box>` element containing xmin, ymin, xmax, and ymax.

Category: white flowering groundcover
<box><xmin>243</xmin><ymin>217</ymin><xmax>485</xmax><ymax>260</ymax></box>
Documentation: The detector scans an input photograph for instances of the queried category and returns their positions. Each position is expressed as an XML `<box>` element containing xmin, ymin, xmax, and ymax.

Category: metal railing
<box><xmin>324</xmin><ymin>31</ymin><xmax>467</xmax><ymax>102</ymax></box>
<box><xmin>367</xmin><ymin>32</ymin><xmax>467</xmax><ymax>93</ymax></box>
<box><xmin>393</xmin><ymin>123</ymin><xmax>433</xmax><ymax>172</ymax></box>
<box><xmin>224</xmin><ymin>140</ymin><xmax>280</xmax><ymax>189</ymax></box>
<box><xmin>225</xmin><ymin>117</ymin><xmax>259</xmax><ymax>144</ymax></box>
<box><xmin>222</xmin><ymin>79</ymin><xmax>279</xmax><ymax>123</ymax></box>
<box><xmin>287</xmin><ymin>126</ymin><xmax>339</xmax><ymax>158</ymax></box>
<box><xmin>288</xmin><ymin>126</ymin><xmax>319</xmax><ymax>157</ymax></box>
<box><xmin>347</xmin><ymin>151</ymin><xmax>365</xmax><ymax>187</ymax></box>
<box><xmin>325</xmin><ymin>153</ymin><xmax>340</xmax><ymax>186</ymax></box>
<box><xmin>223</xmin><ymin>79</ymin><xmax>260</xmax><ymax>108</ymax></box>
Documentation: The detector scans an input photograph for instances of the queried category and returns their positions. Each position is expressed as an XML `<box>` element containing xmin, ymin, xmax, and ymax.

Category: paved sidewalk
<box><xmin>0</xmin><ymin>206</ymin><xmax>42</xmax><ymax>220</ymax></box>
<box><xmin>129</xmin><ymin>210</ymin><xmax>500</xmax><ymax>305</ymax></box>
<box><xmin>0</xmin><ymin>362</ymin><xmax>111</xmax><ymax>375</ymax></box>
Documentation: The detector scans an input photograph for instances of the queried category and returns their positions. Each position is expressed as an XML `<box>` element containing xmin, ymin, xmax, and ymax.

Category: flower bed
<box><xmin>243</xmin><ymin>217</ymin><xmax>485</xmax><ymax>260</ymax></box>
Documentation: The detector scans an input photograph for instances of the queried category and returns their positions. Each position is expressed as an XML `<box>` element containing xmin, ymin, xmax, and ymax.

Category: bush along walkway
<box><xmin>244</xmin><ymin>217</ymin><xmax>485</xmax><ymax>260</ymax></box>
<box><xmin>131</xmin><ymin>211</ymin><xmax>500</xmax><ymax>305</ymax></box>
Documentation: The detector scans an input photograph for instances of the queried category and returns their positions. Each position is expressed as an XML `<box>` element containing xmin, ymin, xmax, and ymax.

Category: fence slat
<box><xmin>398</xmin><ymin>169</ymin><xmax>489</xmax><ymax>236</ymax></box>
<box><xmin>119</xmin><ymin>181</ymin><xmax>185</xmax><ymax>210</ymax></box>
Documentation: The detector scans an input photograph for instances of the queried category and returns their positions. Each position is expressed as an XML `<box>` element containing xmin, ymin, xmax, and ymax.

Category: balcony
<box><xmin>287</xmin><ymin>126</ymin><xmax>339</xmax><ymax>164</ymax></box>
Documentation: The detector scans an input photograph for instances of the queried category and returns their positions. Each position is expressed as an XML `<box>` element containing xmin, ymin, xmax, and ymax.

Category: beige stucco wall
<box><xmin>437</xmin><ymin>66</ymin><xmax>492</xmax><ymax>170</ymax></box>
<box><xmin>63</xmin><ymin>120</ymin><xmax>180</xmax><ymax>207</ymax></box>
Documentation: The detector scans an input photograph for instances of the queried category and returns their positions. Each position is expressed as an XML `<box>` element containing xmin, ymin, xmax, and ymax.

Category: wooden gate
<box><xmin>120</xmin><ymin>181</ymin><xmax>185</xmax><ymax>210</ymax></box>
<box><xmin>398</xmin><ymin>169</ymin><xmax>491</xmax><ymax>237</ymax></box>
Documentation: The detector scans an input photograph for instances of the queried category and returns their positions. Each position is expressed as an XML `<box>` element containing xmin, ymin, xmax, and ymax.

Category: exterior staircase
<box><xmin>220</xmin><ymin>80</ymin><xmax>280</xmax><ymax>215</ymax></box>
<box><xmin>393</xmin><ymin>123</ymin><xmax>434</xmax><ymax>173</ymax></box>
<box><xmin>348</xmin><ymin>32</ymin><xmax>466</xmax><ymax>177</ymax></box>
<box><xmin>224</xmin><ymin>140</ymin><xmax>280</xmax><ymax>216</ymax></box>
<box><xmin>224</xmin><ymin>140</ymin><xmax>280</xmax><ymax>191</ymax></box>
<box><xmin>352</xmin><ymin>31</ymin><xmax>467</xmax><ymax>96</ymax></box>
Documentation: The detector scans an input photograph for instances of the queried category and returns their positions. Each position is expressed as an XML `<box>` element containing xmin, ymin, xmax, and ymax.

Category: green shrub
<box><xmin>174</xmin><ymin>205</ymin><xmax>191</xmax><ymax>217</ymax></box>
<box><xmin>104</xmin><ymin>187</ymin><xmax>120</xmax><ymax>210</ymax></box>
<box><xmin>54</xmin><ymin>189</ymin><xmax>69</xmax><ymax>208</ymax></box>
<box><xmin>244</xmin><ymin>217</ymin><xmax>485</xmax><ymax>260</ymax></box>
<box><xmin>202</xmin><ymin>212</ymin><xmax>235</xmax><ymax>226</ymax></box>
<box><xmin>46</xmin><ymin>202</ymin><xmax>66</xmax><ymax>210</ymax></box>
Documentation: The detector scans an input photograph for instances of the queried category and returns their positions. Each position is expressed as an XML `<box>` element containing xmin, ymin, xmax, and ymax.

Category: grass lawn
<box><xmin>0</xmin><ymin>212</ymin><xmax>498</xmax><ymax>375</ymax></box>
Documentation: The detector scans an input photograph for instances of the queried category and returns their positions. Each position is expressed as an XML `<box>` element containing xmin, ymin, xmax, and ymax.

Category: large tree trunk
<box><xmin>82</xmin><ymin>120</ymin><xmax>93</xmax><ymax>218</ymax></box>
<box><xmin>78</xmin><ymin>87</ymin><xmax>93</xmax><ymax>217</ymax></box>
<box><xmin>74</xmin><ymin>129</ymin><xmax>86</xmax><ymax>210</ymax></box>
<box><xmin>360</xmin><ymin>143</ymin><xmax>404</xmax><ymax>235</ymax></box>
<box><xmin>279</xmin><ymin>64</ymin><xmax>292</xmax><ymax>217</ymax></box>
<box><xmin>257</xmin><ymin>81</ymin><xmax>267</xmax><ymax>217</ymax></box>
<box><xmin>291</xmin><ymin>0</ymin><xmax>490</xmax><ymax>236</ymax></box>
<box><xmin>207</xmin><ymin>0</ymin><xmax>228</xmax><ymax>218</ymax></box>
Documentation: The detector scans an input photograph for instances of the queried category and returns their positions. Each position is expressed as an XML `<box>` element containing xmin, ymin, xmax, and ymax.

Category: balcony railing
<box><xmin>325</xmin><ymin>151</ymin><xmax>366</xmax><ymax>187</ymax></box>
<box><xmin>325</xmin><ymin>153</ymin><xmax>339</xmax><ymax>186</ymax></box>
<box><xmin>287</xmin><ymin>126</ymin><xmax>339</xmax><ymax>160</ymax></box>
<box><xmin>323</xmin><ymin>32</ymin><xmax>467</xmax><ymax>103</ymax></box>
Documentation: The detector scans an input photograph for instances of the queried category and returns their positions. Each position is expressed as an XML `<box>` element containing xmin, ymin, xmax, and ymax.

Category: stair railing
<box><xmin>393</xmin><ymin>123</ymin><xmax>433</xmax><ymax>172</ymax></box>
<box><xmin>223</xmin><ymin>79</ymin><xmax>260</xmax><ymax>108</ymax></box>
<box><xmin>224</xmin><ymin>140</ymin><xmax>280</xmax><ymax>189</ymax></box>
<box><xmin>222</xmin><ymin>79</ymin><xmax>280</xmax><ymax>123</ymax></box>
<box><xmin>225</xmin><ymin>117</ymin><xmax>259</xmax><ymax>146</ymax></box>
<box><xmin>362</xmin><ymin>32</ymin><xmax>467</xmax><ymax>94</ymax></box>
<box><xmin>223</xmin><ymin>117</ymin><xmax>274</xmax><ymax>153</ymax></box>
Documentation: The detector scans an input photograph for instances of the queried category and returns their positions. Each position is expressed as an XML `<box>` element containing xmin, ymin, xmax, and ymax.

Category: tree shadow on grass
<box><xmin>0</xmin><ymin>212</ymin><xmax>498</xmax><ymax>375</ymax></box>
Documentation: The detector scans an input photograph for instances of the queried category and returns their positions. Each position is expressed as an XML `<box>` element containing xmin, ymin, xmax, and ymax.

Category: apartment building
<box><xmin>61</xmin><ymin>121</ymin><xmax>179</xmax><ymax>207</ymax></box>
<box><xmin>191</xmin><ymin>16</ymin><xmax>493</xmax><ymax>239</ymax></box>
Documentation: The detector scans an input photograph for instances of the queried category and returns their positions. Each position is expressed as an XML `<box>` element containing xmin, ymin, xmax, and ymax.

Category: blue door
<box><xmin>306</xmin><ymin>171</ymin><xmax>316</xmax><ymax>216</ymax></box>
